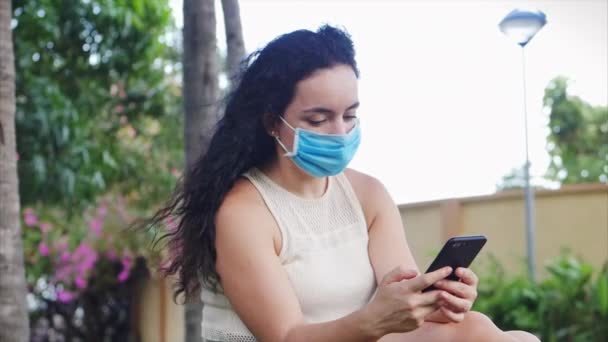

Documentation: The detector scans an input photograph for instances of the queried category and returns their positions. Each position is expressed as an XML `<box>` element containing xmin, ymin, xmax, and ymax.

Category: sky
<box><xmin>170</xmin><ymin>0</ymin><xmax>607</xmax><ymax>204</ymax></box>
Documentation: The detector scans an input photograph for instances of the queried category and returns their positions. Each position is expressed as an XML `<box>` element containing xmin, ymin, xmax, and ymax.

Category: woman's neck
<box><xmin>261</xmin><ymin>154</ymin><xmax>328</xmax><ymax>199</ymax></box>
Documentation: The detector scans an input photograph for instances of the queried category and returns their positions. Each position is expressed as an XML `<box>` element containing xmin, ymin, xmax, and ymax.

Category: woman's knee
<box><xmin>506</xmin><ymin>330</ymin><xmax>541</xmax><ymax>342</ymax></box>
<box><xmin>462</xmin><ymin>313</ymin><xmax>540</xmax><ymax>342</ymax></box>
<box><xmin>453</xmin><ymin>311</ymin><xmax>512</xmax><ymax>342</ymax></box>
<box><xmin>392</xmin><ymin>312</ymin><xmax>515</xmax><ymax>342</ymax></box>
<box><xmin>460</xmin><ymin>311</ymin><xmax>496</xmax><ymax>331</ymax></box>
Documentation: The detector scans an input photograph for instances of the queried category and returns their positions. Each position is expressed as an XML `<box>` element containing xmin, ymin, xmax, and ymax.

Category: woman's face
<box><xmin>273</xmin><ymin>64</ymin><xmax>359</xmax><ymax>152</ymax></box>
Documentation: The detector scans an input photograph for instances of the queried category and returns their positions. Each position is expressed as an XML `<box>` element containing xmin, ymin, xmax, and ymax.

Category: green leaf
<box><xmin>92</xmin><ymin>171</ymin><xmax>106</xmax><ymax>189</ymax></box>
<box><xmin>102</xmin><ymin>150</ymin><xmax>118</xmax><ymax>169</ymax></box>
<box><xmin>32</xmin><ymin>154</ymin><xmax>47</xmax><ymax>181</ymax></box>
<box><xmin>63</xmin><ymin>169</ymin><xmax>75</xmax><ymax>196</ymax></box>
<box><xmin>596</xmin><ymin>273</ymin><xmax>608</xmax><ymax>315</ymax></box>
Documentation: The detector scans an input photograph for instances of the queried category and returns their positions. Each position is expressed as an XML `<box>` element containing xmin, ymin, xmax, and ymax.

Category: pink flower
<box><xmin>88</xmin><ymin>218</ymin><xmax>103</xmax><ymax>238</ymax></box>
<box><xmin>39</xmin><ymin>222</ymin><xmax>52</xmax><ymax>234</ymax></box>
<box><xmin>53</xmin><ymin>265</ymin><xmax>72</xmax><ymax>283</ymax></box>
<box><xmin>75</xmin><ymin>275</ymin><xmax>87</xmax><ymax>289</ymax></box>
<box><xmin>56</xmin><ymin>289</ymin><xmax>76</xmax><ymax>303</ymax></box>
<box><xmin>74</xmin><ymin>243</ymin><xmax>95</xmax><ymax>259</ymax></box>
<box><xmin>60</xmin><ymin>251</ymin><xmax>71</xmax><ymax>263</ymax></box>
<box><xmin>38</xmin><ymin>242</ymin><xmax>49</xmax><ymax>256</ymax></box>
<box><xmin>73</xmin><ymin>243</ymin><xmax>98</xmax><ymax>275</ymax></box>
<box><xmin>54</xmin><ymin>237</ymin><xmax>69</xmax><ymax>253</ymax></box>
<box><xmin>105</xmin><ymin>249</ymin><xmax>118</xmax><ymax>261</ymax></box>
<box><xmin>24</xmin><ymin>208</ymin><xmax>38</xmax><ymax>226</ymax></box>
<box><xmin>96</xmin><ymin>205</ymin><xmax>108</xmax><ymax>218</ymax></box>
<box><xmin>171</xmin><ymin>168</ymin><xmax>181</xmax><ymax>179</ymax></box>
<box><xmin>117</xmin><ymin>255</ymin><xmax>133</xmax><ymax>283</ymax></box>
<box><xmin>117</xmin><ymin>270</ymin><xmax>129</xmax><ymax>283</ymax></box>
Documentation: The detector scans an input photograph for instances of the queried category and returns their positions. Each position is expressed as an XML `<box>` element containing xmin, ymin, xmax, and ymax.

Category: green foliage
<box><xmin>12</xmin><ymin>0</ymin><xmax>183</xmax><ymax>212</ymax></box>
<box><xmin>497</xmin><ymin>165</ymin><xmax>528</xmax><ymax>191</ymax></box>
<box><xmin>474</xmin><ymin>254</ymin><xmax>608</xmax><ymax>341</ymax></box>
<box><xmin>498</xmin><ymin>76</ymin><xmax>607</xmax><ymax>190</ymax></box>
<box><xmin>544</xmin><ymin>77</ymin><xmax>608</xmax><ymax>185</ymax></box>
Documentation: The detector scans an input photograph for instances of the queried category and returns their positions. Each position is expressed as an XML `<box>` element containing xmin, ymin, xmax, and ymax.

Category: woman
<box><xmin>150</xmin><ymin>25</ymin><xmax>539</xmax><ymax>342</ymax></box>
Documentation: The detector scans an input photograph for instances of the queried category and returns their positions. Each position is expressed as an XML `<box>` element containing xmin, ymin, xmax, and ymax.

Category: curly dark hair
<box><xmin>145</xmin><ymin>24</ymin><xmax>359</xmax><ymax>302</ymax></box>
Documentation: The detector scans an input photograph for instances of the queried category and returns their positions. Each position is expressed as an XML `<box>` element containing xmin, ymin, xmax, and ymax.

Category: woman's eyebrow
<box><xmin>301</xmin><ymin>101</ymin><xmax>360</xmax><ymax>115</ymax></box>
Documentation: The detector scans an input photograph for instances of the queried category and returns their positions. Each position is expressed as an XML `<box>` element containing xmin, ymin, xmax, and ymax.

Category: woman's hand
<box><xmin>431</xmin><ymin>267</ymin><xmax>479</xmax><ymax>323</ymax></box>
<box><xmin>361</xmin><ymin>265</ymin><xmax>453</xmax><ymax>338</ymax></box>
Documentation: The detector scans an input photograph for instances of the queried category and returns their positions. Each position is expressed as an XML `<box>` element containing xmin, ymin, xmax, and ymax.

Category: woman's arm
<box><xmin>344</xmin><ymin>169</ymin><xmax>455</xmax><ymax>324</ymax></box>
<box><xmin>344</xmin><ymin>169</ymin><xmax>419</xmax><ymax>280</ymax></box>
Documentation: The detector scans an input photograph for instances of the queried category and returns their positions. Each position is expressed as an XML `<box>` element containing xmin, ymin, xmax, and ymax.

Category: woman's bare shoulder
<box><xmin>344</xmin><ymin>169</ymin><xmax>388</xmax><ymax>202</ymax></box>
<box><xmin>222</xmin><ymin>176</ymin><xmax>264</xmax><ymax>207</ymax></box>
<box><xmin>215</xmin><ymin>175</ymin><xmax>280</xmax><ymax>251</ymax></box>
<box><xmin>343</xmin><ymin>169</ymin><xmax>390</xmax><ymax>227</ymax></box>
<box><xmin>344</xmin><ymin>168</ymin><xmax>383</xmax><ymax>190</ymax></box>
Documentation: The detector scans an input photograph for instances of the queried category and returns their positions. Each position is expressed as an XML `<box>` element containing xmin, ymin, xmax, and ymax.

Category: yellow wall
<box><xmin>400</xmin><ymin>202</ymin><xmax>443</xmax><ymax>270</ymax></box>
<box><xmin>399</xmin><ymin>183</ymin><xmax>608</xmax><ymax>277</ymax></box>
<box><xmin>134</xmin><ymin>275</ymin><xmax>184</xmax><ymax>342</ymax></box>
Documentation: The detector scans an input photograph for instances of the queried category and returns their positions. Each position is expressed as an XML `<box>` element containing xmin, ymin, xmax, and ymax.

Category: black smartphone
<box><xmin>422</xmin><ymin>235</ymin><xmax>487</xmax><ymax>292</ymax></box>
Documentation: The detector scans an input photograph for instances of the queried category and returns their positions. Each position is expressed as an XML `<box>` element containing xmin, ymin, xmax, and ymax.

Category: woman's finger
<box><xmin>439</xmin><ymin>306</ymin><xmax>465</xmax><ymax>323</ymax></box>
<box><xmin>411</xmin><ymin>290</ymin><xmax>444</xmax><ymax>307</ymax></box>
<box><xmin>413</xmin><ymin>302</ymin><xmax>445</xmax><ymax>321</ymax></box>
<box><xmin>433</xmin><ymin>279</ymin><xmax>477</xmax><ymax>300</ymax></box>
<box><xmin>381</xmin><ymin>265</ymin><xmax>419</xmax><ymax>286</ymax></box>
<box><xmin>456</xmin><ymin>267</ymin><xmax>478</xmax><ymax>287</ymax></box>
<box><xmin>406</xmin><ymin>267</ymin><xmax>453</xmax><ymax>292</ymax></box>
<box><xmin>439</xmin><ymin>290</ymin><xmax>472</xmax><ymax>313</ymax></box>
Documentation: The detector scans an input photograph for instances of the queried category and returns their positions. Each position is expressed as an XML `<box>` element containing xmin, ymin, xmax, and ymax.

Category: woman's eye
<box><xmin>308</xmin><ymin>119</ymin><xmax>326</xmax><ymax>126</ymax></box>
<box><xmin>344</xmin><ymin>115</ymin><xmax>357</xmax><ymax>121</ymax></box>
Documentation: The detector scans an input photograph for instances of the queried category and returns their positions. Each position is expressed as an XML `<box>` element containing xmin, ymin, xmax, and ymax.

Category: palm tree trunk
<box><xmin>182</xmin><ymin>0</ymin><xmax>219</xmax><ymax>341</ymax></box>
<box><xmin>0</xmin><ymin>0</ymin><xmax>30</xmax><ymax>341</ymax></box>
<box><xmin>221</xmin><ymin>0</ymin><xmax>245</xmax><ymax>81</ymax></box>
<box><xmin>183</xmin><ymin>0</ymin><xmax>219</xmax><ymax>168</ymax></box>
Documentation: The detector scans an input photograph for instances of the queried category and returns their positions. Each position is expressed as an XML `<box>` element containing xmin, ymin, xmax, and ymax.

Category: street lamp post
<box><xmin>499</xmin><ymin>9</ymin><xmax>547</xmax><ymax>282</ymax></box>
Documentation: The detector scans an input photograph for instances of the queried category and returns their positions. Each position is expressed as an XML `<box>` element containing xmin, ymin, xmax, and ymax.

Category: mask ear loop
<box><xmin>275</xmin><ymin>116</ymin><xmax>298</xmax><ymax>157</ymax></box>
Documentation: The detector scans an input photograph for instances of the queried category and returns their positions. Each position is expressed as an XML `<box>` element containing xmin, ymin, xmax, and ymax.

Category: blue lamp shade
<box><xmin>499</xmin><ymin>9</ymin><xmax>547</xmax><ymax>47</ymax></box>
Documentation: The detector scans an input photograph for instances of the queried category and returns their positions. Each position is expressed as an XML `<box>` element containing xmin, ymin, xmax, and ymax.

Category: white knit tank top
<box><xmin>200</xmin><ymin>167</ymin><xmax>376</xmax><ymax>341</ymax></box>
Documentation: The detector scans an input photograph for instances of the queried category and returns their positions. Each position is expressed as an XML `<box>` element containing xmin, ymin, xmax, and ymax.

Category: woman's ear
<box><xmin>262</xmin><ymin>113</ymin><xmax>279</xmax><ymax>137</ymax></box>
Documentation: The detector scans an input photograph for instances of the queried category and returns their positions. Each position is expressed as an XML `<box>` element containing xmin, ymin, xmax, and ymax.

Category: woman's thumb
<box><xmin>380</xmin><ymin>265</ymin><xmax>419</xmax><ymax>286</ymax></box>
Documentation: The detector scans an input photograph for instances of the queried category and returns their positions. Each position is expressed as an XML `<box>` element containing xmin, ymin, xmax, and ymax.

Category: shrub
<box><xmin>22</xmin><ymin>194</ymin><xmax>163</xmax><ymax>341</ymax></box>
<box><xmin>474</xmin><ymin>254</ymin><xmax>608</xmax><ymax>341</ymax></box>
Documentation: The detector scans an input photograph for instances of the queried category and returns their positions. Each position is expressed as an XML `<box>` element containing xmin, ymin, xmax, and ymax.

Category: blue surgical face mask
<box><xmin>275</xmin><ymin>116</ymin><xmax>361</xmax><ymax>177</ymax></box>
